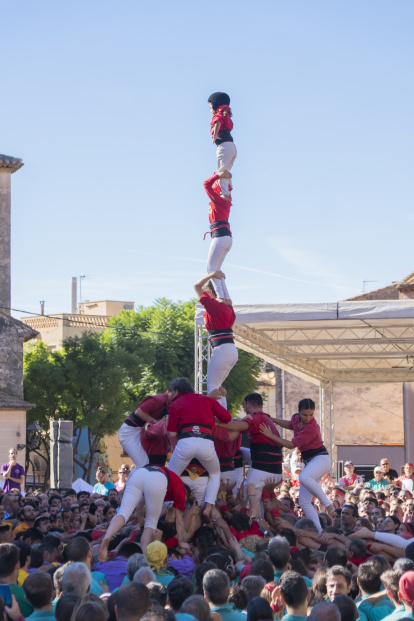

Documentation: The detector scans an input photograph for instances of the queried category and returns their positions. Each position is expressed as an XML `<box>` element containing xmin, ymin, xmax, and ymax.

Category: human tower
<box><xmin>196</xmin><ymin>91</ymin><xmax>239</xmax><ymax>405</ymax></box>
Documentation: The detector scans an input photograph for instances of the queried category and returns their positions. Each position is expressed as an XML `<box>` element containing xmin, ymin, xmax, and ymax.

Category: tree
<box><xmin>109</xmin><ymin>298</ymin><xmax>261</xmax><ymax>413</ymax></box>
<box><xmin>24</xmin><ymin>331</ymin><xmax>146</xmax><ymax>482</ymax></box>
<box><xmin>24</xmin><ymin>299</ymin><xmax>262</xmax><ymax>483</ymax></box>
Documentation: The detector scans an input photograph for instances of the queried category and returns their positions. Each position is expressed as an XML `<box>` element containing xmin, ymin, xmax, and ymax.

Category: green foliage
<box><xmin>23</xmin><ymin>298</ymin><xmax>262</xmax><ymax>479</ymax></box>
<box><xmin>108</xmin><ymin>298</ymin><xmax>195</xmax><ymax>401</ymax></box>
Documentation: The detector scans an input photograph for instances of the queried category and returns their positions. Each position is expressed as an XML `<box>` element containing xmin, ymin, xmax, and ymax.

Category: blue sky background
<box><xmin>2</xmin><ymin>1</ymin><xmax>413</xmax><ymax>317</ymax></box>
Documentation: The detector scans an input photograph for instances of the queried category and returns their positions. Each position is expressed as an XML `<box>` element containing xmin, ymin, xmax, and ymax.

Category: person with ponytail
<box><xmin>207</xmin><ymin>91</ymin><xmax>237</xmax><ymax>201</ymax></box>
<box><xmin>259</xmin><ymin>398</ymin><xmax>334</xmax><ymax>533</ymax></box>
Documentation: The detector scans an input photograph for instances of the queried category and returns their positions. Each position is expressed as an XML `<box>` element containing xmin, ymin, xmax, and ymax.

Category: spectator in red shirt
<box><xmin>194</xmin><ymin>271</ymin><xmax>238</xmax><ymax>408</ymax></box>
<box><xmin>260</xmin><ymin>397</ymin><xmax>334</xmax><ymax>533</ymax></box>
<box><xmin>166</xmin><ymin>377</ymin><xmax>231</xmax><ymax>521</ymax></box>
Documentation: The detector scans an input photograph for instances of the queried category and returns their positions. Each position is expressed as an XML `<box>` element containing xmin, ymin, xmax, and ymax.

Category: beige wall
<box><xmin>259</xmin><ymin>370</ymin><xmax>403</xmax><ymax>446</ymax></box>
<box><xmin>22</xmin><ymin>315</ymin><xmax>107</xmax><ymax>350</ymax></box>
<box><xmin>105</xmin><ymin>432</ymin><xmax>134</xmax><ymax>479</ymax></box>
<box><xmin>78</xmin><ymin>301</ymin><xmax>134</xmax><ymax>316</ymax></box>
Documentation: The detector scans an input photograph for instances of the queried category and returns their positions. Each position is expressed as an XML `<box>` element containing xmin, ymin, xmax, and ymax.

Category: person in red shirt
<box><xmin>213</xmin><ymin>425</ymin><xmax>242</xmax><ymax>496</ymax></box>
<box><xmin>166</xmin><ymin>377</ymin><xmax>231</xmax><ymax>520</ymax></box>
<box><xmin>260</xmin><ymin>397</ymin><xmax>334</xmax><ymax>533</ymax></box>
<box><xmin>118</xmin><ymin>392</ymin><xmax>169</xmax><ymax>468</ymax></box>
<box><xmin>194</xmin><ymin>271</ymin><xmax>238</xmax><ymax>408</ymax></box>
<box><xmin>208</xmin><ymin>91</ymin><xmax>237</xmax><ymax>201</ymax></box>
<box><xmin>216</xmin><ymin>392</ymin><xmax>283</xmax><ymax>506</ymax></box>
<box><xmin>203</xmin><ymin>170</ymin><xmax>233</xmax><ymax>303</ymax></box>
<box><xmin>98</xmin><ymin>464</ymin><xmax>187</xmax><ymax>559</ymax></box>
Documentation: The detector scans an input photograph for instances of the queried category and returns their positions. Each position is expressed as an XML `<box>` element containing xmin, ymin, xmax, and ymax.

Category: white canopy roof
<box><xmin>195</xmin><ymin>300</ymin><xmax>414</xmax><ymax>386</ymax></box>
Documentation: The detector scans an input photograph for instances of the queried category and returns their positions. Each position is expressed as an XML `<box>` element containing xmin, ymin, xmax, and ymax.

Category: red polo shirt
<box><xmin>288</xmin><ymin>413</ymin><xmax>324</xmax><ymax>452</ymax></box>
<box><xmin>203</xmin><ymin>174</ymin><xmax>232</xmax><ymax>224</ymax></box>
<box><xmin>199</xmin><ymin>293</ymin><xmax>235</xmax><ymax>331</ymax></box>
<box><xmin>167</xmin><ymin>393</ymin><xmax>231</xmax><ymax>436</ymax></box>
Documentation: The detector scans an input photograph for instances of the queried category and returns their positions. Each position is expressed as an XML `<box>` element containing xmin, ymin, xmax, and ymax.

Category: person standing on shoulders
<box><xmin>1</xmin><ymin>449</ymin><xmax>25</xmax><ymax>494</ymax></box>
<box><xmin>194</xmin><ymin>271</ymin><xmax>238</xmax><ymax>408</ymax></box>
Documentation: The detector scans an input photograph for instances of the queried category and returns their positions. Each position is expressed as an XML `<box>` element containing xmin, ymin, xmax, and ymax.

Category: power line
<box><xmin>2</xmin><ymin>306</ymin><xmax>194</xmax><ymax>338</ymax></box>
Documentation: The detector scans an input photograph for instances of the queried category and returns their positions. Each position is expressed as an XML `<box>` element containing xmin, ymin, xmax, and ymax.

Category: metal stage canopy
<box><xmin>195</xmin><ymin>299</ymin><xmax>414</xmax><ymax>465</ymax></box>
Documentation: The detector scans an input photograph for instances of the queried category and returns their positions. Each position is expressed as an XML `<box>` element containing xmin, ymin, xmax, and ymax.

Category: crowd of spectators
<box><xmin>1</xmin><ymin>451</ymin><xmax>414</xmax><ymax>621</ymax></box>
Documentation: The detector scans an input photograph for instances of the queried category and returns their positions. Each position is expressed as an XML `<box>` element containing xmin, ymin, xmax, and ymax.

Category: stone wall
<box><xmin>0</xmin><ymin>313</ymin><xmax>36</xmax><ymax>398</ymax></box>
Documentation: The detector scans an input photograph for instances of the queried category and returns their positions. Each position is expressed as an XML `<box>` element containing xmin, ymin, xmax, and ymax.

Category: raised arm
<box><xmin>259</xmin><ymin>424</ymin><xmax>295</xmax><ymax>450</ymax></box>
<box><xmin>271</xmin><ymin>417</ymin><xmax>291</xmax><ymax>430</ymax></box>
<box><xmin>193</xmin><ymin>271</ymin><xmax>225</xmax><ymax>298</ymax></box>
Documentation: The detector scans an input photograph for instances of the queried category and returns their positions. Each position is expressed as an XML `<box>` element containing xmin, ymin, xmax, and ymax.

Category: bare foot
<box><xmin>98</xmin><ymin>539</ymin><xmax>109</xmax><ymax>562</ymax></box>
<box><xmin>202</xmin><ymin>502</ymin><xmax>213</xmax><ymax>523</ymax></box>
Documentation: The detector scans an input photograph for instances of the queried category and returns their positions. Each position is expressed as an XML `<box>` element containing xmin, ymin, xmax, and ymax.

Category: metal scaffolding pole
<box><xmin>194</xmin><ymin>325</ymin><xmax>210</xmax><ymax>394</ymax></box>
<box><xmin>330</xmin><ymin>381</ymin><xmax>336</xmax><ymax>471</ymax></box>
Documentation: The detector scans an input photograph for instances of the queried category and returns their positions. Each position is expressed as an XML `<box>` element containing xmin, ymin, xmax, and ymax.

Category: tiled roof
<box><xmin>0</xmin><ymin>390</ymin><xmax>35</xmax><ymax>410</ymax></box>
<box><xmin>0</xmin><ymin>154</ymin><xmax>24</xmax><ymax>172</ymax></box>
<box><xmin>396</xmin><ymin>271</ymin><xmax>414</xmax><ymax>289</ymax></box>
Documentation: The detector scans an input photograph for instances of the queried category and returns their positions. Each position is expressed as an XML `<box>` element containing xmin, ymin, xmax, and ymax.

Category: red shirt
<box><xmin>245</xmin><ymin>412</ymin><xmax>281</xmax><ymax>447</ymax></box>
<box><xmin>203</xmin><ymin>174</ymin><xmax>232</xmax><ymax>225</ymax></box>
<box><xmin>137</xmin><ymin>393</ymin><xmax>168</xmax><ymax>418</ymax></box>
<box><xmin>126</xmin><ymin>393</ymin><xmax>169</xmax><ymax>427</ymax></box>
<box><xmin>288</xmin><ymin>414</ymin><xmax>324</xmax><ymax>452</ymax></box>
<box><xmin>244</xmin><ymin>412</ymin><xmax>283</xmax><ymax>473</ymax></box>
<box><xmin>167</xmin><ymin>393</ymin><xmax>231</xmax><ymax>435</ymax></box>
<box><xmin>199</xmin><ymin>293</ymin><xmax>235</xmax><ymax>331</ymax></box>
<box><xmin>211</xmin><ymin>106</ymin><xmax>233</xmax><ymax>133</ymax></box>
<box><xmin>157</xmin><ymin>467</ymin><xmax>186</xmax><ymax>512</ymax></box>
<box><xmin>141</xmin><ymin>422</ymin><xmax>169</xmax><ymax>459</ymax></box>
<box><xmin>214</xmin><ymin>427</ymin><xmax>242</xmax><ymax>459</ymax></box>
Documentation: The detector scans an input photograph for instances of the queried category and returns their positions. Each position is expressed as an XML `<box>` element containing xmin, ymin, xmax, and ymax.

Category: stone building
<box><xmin>0</xmin><ymin>155</ymin><xmax>38</xmax><ymax>472</ymax></box>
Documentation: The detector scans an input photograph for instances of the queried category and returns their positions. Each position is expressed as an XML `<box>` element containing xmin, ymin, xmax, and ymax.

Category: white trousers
<box><xmin>118</xmin><ymin>468</ymin><xmax>167</xmax><ymax>530</ymax></box>
<box><xmin>181</xmin><ymin>475</ymin><xmax>208</xmax><ymax>505</ymax></box>
<box><xmin>118</xmin><ymin>423</ymin><xmax>149</xmax><ymax>468</ymax></box>
<box><xmin>168</xmin><ymin>438</ymin><xmax>220</xmax><ymax>505</ymax></box>
<box><xmin>240</xmin><ymin>447</ymin><xmax>252</xmax><ymax>466</ymax></box>
<box><xmin>207</xmin><ymin>343</ymin><xmax>238</xmax><ymax>408</ymax></box>
<box><xmin>207</xmin><ymin>236</ymin><xmax>233</xmax><ymax>299</ymax></box>
<box><xmin>245</xmin><ymin>468</ymin><xmax>283</xmax><ymax>508</ymax></box>
<box><xmin>298</xmin><ymin>454</ymin><xmax>332</xmax><ymax>533</ymax></box>
<box><xmin>216</xmin><ymin>142</ymin><xmax>237</xmax><ymax>195</ymax></box>
<box><xmin>234</xmin><ymin>467</ymin><xmax>244</xmax><ymax>496</ymax></box>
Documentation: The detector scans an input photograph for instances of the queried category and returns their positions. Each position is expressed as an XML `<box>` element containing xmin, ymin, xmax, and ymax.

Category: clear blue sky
<box><xmin>3</xmin><ymin>1</ymin><xmax>413</xmax><ymax>317</ymax></box>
